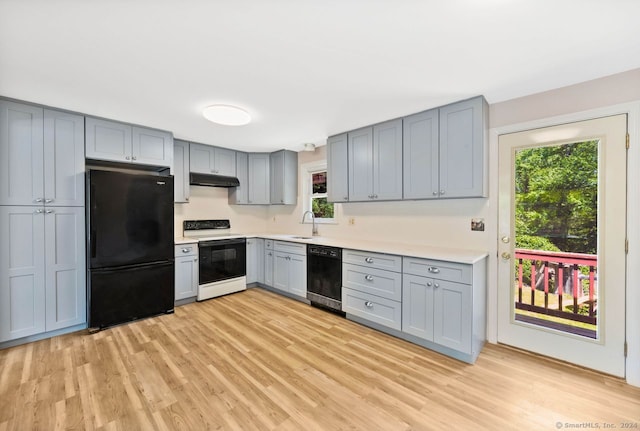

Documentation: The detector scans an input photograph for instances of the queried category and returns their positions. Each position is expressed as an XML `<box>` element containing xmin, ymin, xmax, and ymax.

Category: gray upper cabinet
<box><xmin>189</xmin><ymin>143</ymin><xmax>236</xmax><ymax>177</ymax></box>
<box><xmin>173</xmin><ymin>140</ymin><xmax>190</xmax><ymax>203</ymax></box>
<box><xmin>248</xmin><ymin>153</ymin><xmax>270</xmax><ymax>204</ymax></box>
<box><xmin>403</xmin><ymin>109</ymin><xmax>439</xmax><ymax>199</ymax></box>
<box><xmin>0</xmin><ymin>101</ymin><xmax>44</xmax><ymax>206</ymax></box>
<box><xmin>86</xmin><ymin>117</ymin><xmax>172</xmax><ymax>168</ymax></box>
<box><xmin>372</xmin><ymin>119</ymin><xmax>403</xmax><ymax>200</ymax></box>
<box><xmin>131</xmin><ymin>126</ymin><xmax>173</xmax><ymax>167</ymax></box>
<box><xmin>438</xmin><ymin>96</ymin><xmax>487</xmax><ymax>198</ymax></box>
<box><xmin>327</xmin><ymin>133</ymin><xmax>349</xmax><ymax>203</ymax></box>
<box><xmin>348</xmin><ymin>119</ymin><xmax>403</xmax><ymax>202</ymax></box>
<box><xmin>270</xmin><ymin>150</ymin><xmax>298</xmax><ymax>205</ymax></box>
<box><xmin>229</xmin><ymin>152</ymin><xmax>270</xmax><ymax>205</ymax></box>
<box><xmin>0</xmin><ymin>102</ymin><xmax>84</xmax><ymax>207</ymax></box>
<box><xmin>348</xmin><ymin>127</ymin><xmax>373</xmax><ymax>202</ymax></box>
<box><xmin>229</xmin><ymin>151</ymin><xmax>249</xmax><ymax>204</ymax></box>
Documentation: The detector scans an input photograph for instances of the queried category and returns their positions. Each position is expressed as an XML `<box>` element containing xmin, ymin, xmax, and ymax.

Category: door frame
<box><xmin>487</xmin><ymin>101</ymin><xmax>640</xmax><ymax>387</ymax></box>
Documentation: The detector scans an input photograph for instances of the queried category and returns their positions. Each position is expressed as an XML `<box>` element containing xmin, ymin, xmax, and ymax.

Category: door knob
<box><xmin>501</xmin><ymin>252</ymin><xmax>511</xmax><ymax>260</ymax></box>
<box><xmin>501</xmin><ymin>236</ymin><xmax>510</xmax><ymax>244</ymax></box>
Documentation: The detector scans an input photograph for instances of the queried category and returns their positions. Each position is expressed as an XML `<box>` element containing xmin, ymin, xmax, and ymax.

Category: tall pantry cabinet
<box><xmin>0</xmin><ymin>100</ymin><xmax>86</xmax><ymax>343</ymax></box>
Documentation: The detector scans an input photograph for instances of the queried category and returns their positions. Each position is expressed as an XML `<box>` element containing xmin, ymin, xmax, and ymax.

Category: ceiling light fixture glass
<box><xmin>202</xmin><ymin>104</ymin><xmax>251</xmax><ymax>126</ymax></box>
<box><xmin>302</xmin><ymin>143</ymin><xmax>316</xmax><ymax>152</ymax></box>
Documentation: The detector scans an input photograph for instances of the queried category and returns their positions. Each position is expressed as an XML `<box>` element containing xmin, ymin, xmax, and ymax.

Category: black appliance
<box><xmin>87</xmin><ymin>169</ymin><xmax>175</xmax><ymax>330</ymax></box>
<box><xmin>190</xmin><ymin>172</ymin><xmax>240</xmax><ymax>188</ymax></box>
<box><xmin>199</xmin><ymin>238</ymin><xmax>247</xmax><ymax>285</ymax></box>
<box><xmin>307</xmin><ymin>244</ymin><xmax>343</xmax><ymax>313</ymax></box>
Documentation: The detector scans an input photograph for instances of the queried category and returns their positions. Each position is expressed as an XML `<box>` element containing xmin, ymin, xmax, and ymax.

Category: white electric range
<box><xmin>183</xmin><ymin>220</ymin><xmax>247</xmax><ymax>301</ymax></box>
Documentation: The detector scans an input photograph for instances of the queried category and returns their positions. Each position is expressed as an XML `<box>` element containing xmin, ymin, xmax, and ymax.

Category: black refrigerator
<box><xmin>87</xmin><ymin>169</ymin><xmax>175</xmax><ymax>330</ymax></box>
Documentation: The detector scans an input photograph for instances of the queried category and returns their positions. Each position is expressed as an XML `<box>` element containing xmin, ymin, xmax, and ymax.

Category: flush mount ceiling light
<box><xmin>302</xmin><ymin>143</ymin><xmax>316</xmax><ymax>152</ymax></box>
<box><xmin>202</xmin><ymin>104</ymin><xmax>251</xmax><ymax>126</ymax></box>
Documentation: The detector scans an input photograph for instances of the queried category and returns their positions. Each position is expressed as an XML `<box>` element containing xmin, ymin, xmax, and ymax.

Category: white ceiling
<box><xmin>1</xmin><ymin>0</ymin><xmax>639</xmax><ymax>152</ymax></box>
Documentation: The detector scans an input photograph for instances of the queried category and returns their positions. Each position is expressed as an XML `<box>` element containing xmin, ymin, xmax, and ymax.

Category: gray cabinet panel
<box><xmin>246</xmin><ymin>238</ymin><xmax>264</xmax><ymax>284</ymax></box>
<box><xmin>270</xmin><ymin>150</ymin><xmax>297</xmax><ymax>205</ymax></box>
<box><xmin>230</xmin><ymin>151</ymin><xmax>249</xmax><ymax>204</ymax></box>
<box><xmin>85</xmin><ymin>117</ymin><xmax>132</xmax><ymax>163</ymax></box>
<box><xmin>439</xmin><ymin>96</ymin><xmax>486</xmax><ymax>198</ymax></box>
<box><xmin>327</xmin><ymin>133</ymin><xmax>349</xmax><ymax>203</ymax></box>
<box><xmin>175</xmin><ymin>256</ymin><xmax>198</xmax><ymax>301</ymax></box>
<box><xmin>248</xmin><ymin>153</ymin><xmax>270</xmax><ymax>204</ymax></box>
<box><xmin>132</xmin><ymin>126</ymin><xmax>172</xmax><ymax>168</ymax></box>
<box><xmin>214</xmin><ymin>147</ymin><xmax>236</xmax><ymax>177</ymax></box>
<box><xmin>348</xmin><ymin>127</ymin><xmax>373</xmax><ymax>201</ymax></box>
<box><xmin>0</xmin><ymin>207</ymin><xmax>46</xmax><ymax>342</ymax></box>
<box><xmin>288</xmin><ymin>253</ymin><xmax>306</xmax><ymax>298</ymax></box>
<box><xmin>373</xmin><ymin>119</ymin><xmax>403</xmax><ymax>200</ymax></box>
<box><xmin>44</xmin><ymin>109</ymin><xmax>85</xmax><ymax>207</ymax></box>
<box><xmin>433</xmin><ymin>280</ymin><xmax>472</xmax><ymax>353</ymax></box>
<box><xmin>44</xmin><ymin>207</ymin><xmax>86</xmax><ymax>331</ymax></box>
<box><xmin>264</xmin><ymin>248</ymin><xmax>274</xmax><ymax>287</ymax></box>
<box><xmin>402</xmin><ymin>274</ymin><xmax>435</xmax><ymax>340</ymax></box>
<box><xmin>273</xmin><ymin>251</ymin><xmax>289</xmax><ymax>292</ymax></box>
<box><xmin>189</xmin><ymin>143</ymin><xmax>214</xmax><ymax>174</ymax></box>
<box><xmin>403</xmin><ymin>109</ymin><xmax>439</xmax><ymax>199</ymax></box>
<box><xmin>173</xmin><ymin>140</ymin><xmax>190</xmax><ymax>203</ymax></box>
<box><xmin>0</xmin><ymin>101</ymin><xmax>44</xmax><ymax>206</ymax></box>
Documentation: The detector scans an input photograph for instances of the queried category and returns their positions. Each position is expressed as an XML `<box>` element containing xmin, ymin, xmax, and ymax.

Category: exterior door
<box><xmin>497</xmin><ymin>115</ymin><xmax>627</xmax><ymax>376</ymax></box>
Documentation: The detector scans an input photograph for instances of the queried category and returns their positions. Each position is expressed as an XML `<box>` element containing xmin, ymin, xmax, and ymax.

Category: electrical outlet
<box><xmin>471</xmin><ymin>218</ymin><xmax>485</xmax><ymax>231</ymax></box>
<box><xmin>349</xmin><ymin>217</ymin><xmax>355</xmax><ymax>225</ymax></box>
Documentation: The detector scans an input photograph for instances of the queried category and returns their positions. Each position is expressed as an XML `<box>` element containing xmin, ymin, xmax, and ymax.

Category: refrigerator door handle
<box><xmin>91</xmin><ymin>229</ymin><xmax>97</xmax><ymax>258</ymax></box>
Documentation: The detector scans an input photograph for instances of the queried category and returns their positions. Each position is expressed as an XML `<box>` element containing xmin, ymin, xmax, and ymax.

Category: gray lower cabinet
<box><xmin>1</xmin><ymin>101</ymin><xmax>85</xmax><ymax>207</ymax></box>
<box><xmin>272</xmin><ymin>241</ymin><xmax>306</xmax><ymax>298</ymax></box>
<box><xmin>0</xmin><ymin>206</ymin><xmax>86</xmax><ymax>342</ymax></box>
<box><xmin>327</xmin><ymin>133</ymin><xmax>349</xmax><ymax>203</ymax></box>
<box><xmin>348</xmin><ymin>119</ymin><xmax>403</xmax><ymax>202</ymax></box>
<box><xmin>229</xmin><ymin>153</ymin><xmax>270</xmax><ymax>205</ymax></box>
<box><xmin>264</xmin><ymin>240</ymin><xmax>274</xmax><ymax>287</ymax></box>
<box><xmin>270</xmin><ymin>150</ymin><xmax>298</xmax><ymax>205</ymax></box>
<box><xmin>174</xmin><ymin>140</ymin><xmax>190</xmax><ymax>203</ymax></box>
<box><xmin>246</xmin><ymin>238</ymin><xmax>264</xmax><ymax>284</ymax></box>
<box><xmin>342</xmin><ymin>249</ymin><xmax>402</xmax><ymax>330</ymax></box>
<box><xmin>175</xmin><ymin>243</ymin><xmax>198</xmax><ymax>302</ymax></box>
<box><xmin>189</xmin><ymin>143</ymin><xmax>236</xmax><ymax>177</ymax></box>
<box><xmin>86</xmin><ymin>117</ymin><xmax>172</xmax><ymax>168</ymax></box>
<box><xmin>401</xmin><ymin>256</ymin><xmax>485</xmax><ymax>361</ymax></box>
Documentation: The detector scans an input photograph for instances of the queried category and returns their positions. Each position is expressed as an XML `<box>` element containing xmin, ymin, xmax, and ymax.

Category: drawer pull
<box><xmin>364</xmin><ymin>275</ymin><xmax>374</xmax><ymax>281</ymax></box>
<box><xmin>364</xmin><ymin>301</ymin><xmax>373</xmax><ymax>308</ymax></box>
<box><xmin>427</xmin><ymin>281</ymin><xmax>432</xmax><ymax>287</ymax></box>
<box><xmin>365</xmin><ymin>257</ymin><xmax>374</xmax><ymax>264</ymax></box>
<box><xmin>434</xmin><ymin>282</ymin><xmax>440</xmax><ymax>288</ymax></box>
<box><xmin>181</xmin><ymin>248</ymin><xmax>191</xmax><ymax>253</ymax></box>
<box><xmin>428</xmin><ymin>267</ymin><xmax>440</xmax><ymax>274</ymax></box>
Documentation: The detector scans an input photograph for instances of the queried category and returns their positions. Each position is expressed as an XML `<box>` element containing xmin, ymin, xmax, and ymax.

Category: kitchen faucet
<box><xmin>301</xmin><ymin>210</ymin><xmax>318</xmax><ymax>236</ymax></box>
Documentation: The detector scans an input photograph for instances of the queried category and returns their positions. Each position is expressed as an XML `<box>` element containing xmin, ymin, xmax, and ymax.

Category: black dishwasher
<box><xmin>307</xmin><ymin>245</ymin><xmax>344</xmax><ymax>314</ymax></box>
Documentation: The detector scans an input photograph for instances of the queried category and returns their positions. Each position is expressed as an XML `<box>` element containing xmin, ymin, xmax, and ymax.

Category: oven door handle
<box><xmin>199</xmin><ymin>238</ymin><xmax>246</xmax><ymax>247</ymax></box>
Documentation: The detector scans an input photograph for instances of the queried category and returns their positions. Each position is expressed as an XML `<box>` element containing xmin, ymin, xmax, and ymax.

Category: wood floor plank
<box><xmin>1</xmin><ymin>287</ymin><xmax>639</xmax><ymax>430</ymax></box>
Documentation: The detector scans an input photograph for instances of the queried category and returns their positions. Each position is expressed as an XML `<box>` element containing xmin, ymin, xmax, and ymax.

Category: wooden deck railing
<box><xmin>514</xmin><ymin>249</ymin><xmax>597</xmax><ymax>337</ymax></box>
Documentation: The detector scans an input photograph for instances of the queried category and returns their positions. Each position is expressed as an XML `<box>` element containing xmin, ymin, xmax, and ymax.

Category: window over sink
<box><xmin>303</xmin><ymin>161</ymin><xmax>336</xmax><ymax>224</ymax></box>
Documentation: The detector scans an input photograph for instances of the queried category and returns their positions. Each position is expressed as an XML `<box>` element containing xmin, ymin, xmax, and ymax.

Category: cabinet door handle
<box><xmin>125</xmin><ymin>156</ymin><xmax>131</xmax><ymax>160</ymax></box>
<box><xmin>427</xmin><ymin>281</ymin><xmax>433</xmax><ymax>287</ymax></box>
<box><xmin>34</xmin><ymin>198</ymin><xmax>44</xmax><ymax>203</ymax></box>
<box><xmin>428</xmin><ymin>267</ymin><xmax>440</xmax><ymax>274</ymax></box>
<box><xmin>434</xmin><ymin>283</ymin><xmax>440</xmax><ymax>288</ymax></box>
<box><xmin>268</xmin><ymin>252</ymin><xmax>272</xmax><ymax>256</ymax></box>
<box><xmin>45</xmin><ymin>198</ymin><xmax>53</xmax><ymax>203</ymax></box>
<box><xmin>132</xmin><ymin>156</ymin><xmax>137</xmax><ymax>161</ymax></box>
<box><xmin>373</xmin><ymin>194</ymin><xmax>378</xmax><ymax>199</ymax></box>
<box><xmin>35</xmin><ymin>209</ymin><xmax>44</xmax><ymax>214</ymax></box>
<box><xmin>364</xmin><ymin>257</ymin><xmax>374</xmax><ymax>263</ymax></box>
<box><xmin>364</xmin><ymin>275</ymin><xmax>373</xmax><ymax>281</ymax></box>
<box><xmin>432</xmin><ymin>191</ymin><xmax>438</xmax><ymax>196</ymax></box>
<box><xmin>364</xmin><ymin>301</ymin><xmax>373</xmax><ymax>308</ymax></box>
<box><xmin>194</xmin><ymin>259</ymin><xmax>198</xmax><ymax>262</ymax></box>
<box><xmin>45</xmin><ymin>209</ymin><xmax>54</xmax><ymax>214</ymax></box>
<box><xmin>440</xmin><ymin>190</ymin><xmax>445</xmax><ymax>195</ymax></box>
<box><xmin>182</xmin><ymin>248</ymin><xmax>191</xmax><ymax>253</ymax></box>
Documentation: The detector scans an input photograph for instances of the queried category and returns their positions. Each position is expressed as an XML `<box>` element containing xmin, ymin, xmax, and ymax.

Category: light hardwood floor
<box><xmin>1</xmin><ymin>288</ymin><xmax>638</xmax><ymax>430</ymax></box>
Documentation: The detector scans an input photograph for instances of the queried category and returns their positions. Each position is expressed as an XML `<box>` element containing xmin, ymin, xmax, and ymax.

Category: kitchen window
<box><xmin>303</xmin><ymin>162</ymin><xmax>336</xmax><ymax>224</ymax></box>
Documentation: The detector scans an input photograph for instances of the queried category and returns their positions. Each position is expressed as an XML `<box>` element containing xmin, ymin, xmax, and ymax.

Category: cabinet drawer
<box><xmin>343</xmin><ymin>288</ymin><xmax>401</xmax><ymax>331</ymax></box>
<box><xmin>343</xmin><ymin>249</ymin><xmax>402</xmax><ymax>272</ymax></box>
<box><xmin>403</xmin><ymin>257</ymin><xmax>472</xmax><ymax>284</ymax></box>
<box><xmin>274</xmin><ymin>241</ymin><xmax>306</xmax><ymax>255</ymax></box>
<box><xmin>175</xmin><ymin>243</ymin><xmax>197</xmax><ymax>257</ymax></box>
<box><xmin>265</xmin><ymin>239</ymin><xmax>274</xmax><ymax>250</ymax></box>
<box><xmin>343</xmin><ymin>263</ymin><xmax>402</xmax><ymax>301</ymax></box>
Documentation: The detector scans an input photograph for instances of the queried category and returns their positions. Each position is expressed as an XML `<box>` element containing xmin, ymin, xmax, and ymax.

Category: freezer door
<box><xmin>88</xmin><ymin>170</ymin><xmax>174</xmax><ymax>268</ymax></box>
<box><xmin>89</xmin><ymin>261</ymin><xmax>174</xmax><ymax>329</ymax></box>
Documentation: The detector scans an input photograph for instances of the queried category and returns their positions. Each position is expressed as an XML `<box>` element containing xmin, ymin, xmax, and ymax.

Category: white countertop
<box><xmin>176</xmin><ymin>234</ymin><xmax>488</xmax><ymax>264</ymax></box>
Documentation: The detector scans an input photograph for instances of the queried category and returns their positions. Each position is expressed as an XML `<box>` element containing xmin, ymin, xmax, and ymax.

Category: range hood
<box><xmin>190</xmin><ymin>172</ymin><xmax>240</xmax><ymax>188</ymax></box>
